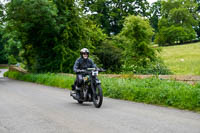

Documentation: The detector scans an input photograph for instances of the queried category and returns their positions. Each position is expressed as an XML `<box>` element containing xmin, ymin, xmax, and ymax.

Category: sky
<box><xmin>148</xmin><ymin>0</ymin><xmax>158</xmax><ymax>4</ymax></box>
<box><xmin>0</xmin><ymin>0</ymin><xmax>6</xmax><ymax>4</ymax></box>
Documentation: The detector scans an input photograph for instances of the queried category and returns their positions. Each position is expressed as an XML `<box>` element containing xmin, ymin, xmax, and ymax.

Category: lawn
<box><xmin>160</xmin><ymin>42</ymin><xmax>200</xmax><ymax>75</ymax></box>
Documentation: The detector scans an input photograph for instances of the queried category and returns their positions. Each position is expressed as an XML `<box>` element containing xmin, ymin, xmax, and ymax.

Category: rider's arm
<box><xmin>90</xmin><ymin>59</ymin><xmax>97</xmax><ymax>68</ymax></box>
<box><xmin>73</xmin><ymin>59</ymin><xmax>80</xmax><ymax>73</ymax></box>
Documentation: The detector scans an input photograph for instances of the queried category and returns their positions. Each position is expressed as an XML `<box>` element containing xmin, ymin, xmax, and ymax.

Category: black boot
<box><xmin>72</xmin><ymin>85</ymin><xmax>75</xmax><ymax>91</ymax></box>
<box><xmin>76</xmin><ymin>91</ymin><xmax>80</xmax><ymax>99</ymax></box>
<box><xmin>75</xmin><ymin>86</ymin><xmax>80</xmax><ymax>91</ymax></box>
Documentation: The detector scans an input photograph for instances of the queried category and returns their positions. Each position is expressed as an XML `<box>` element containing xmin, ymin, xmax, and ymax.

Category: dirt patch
<box><xmin>9</xmin><ymin>66</ymin><xmax>27</xmax><ymax>74</ymax></box>
<box><xmin>0</xmin><ymin>64</ymin><xmax>9</xmax><ymax>67</ymax></box>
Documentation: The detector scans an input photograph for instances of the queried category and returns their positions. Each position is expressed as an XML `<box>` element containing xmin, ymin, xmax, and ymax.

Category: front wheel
<box><xmin>77</xmin><ymin>100</ymin><xmax>83</xmax><ymax>104</ymax></box>
<box><xmin>93</xmin><ymin>85</ymin><xmax>103</xmax><ymax>108</ymax></box>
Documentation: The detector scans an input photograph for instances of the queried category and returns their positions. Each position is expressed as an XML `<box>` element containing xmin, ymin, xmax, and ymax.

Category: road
<box><xmin>0</xmin><ymin>75</ymin><xmax>200</xmax><ymax>133</ymax></box>
<box><xmin>0</xmin><ymin>69</ymin><xmax>7</xmax><ymax>78</ymax></box>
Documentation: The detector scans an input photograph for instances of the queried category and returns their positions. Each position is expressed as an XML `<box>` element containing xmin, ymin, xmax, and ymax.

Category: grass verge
<box><xmin>0</xmin><ymin>67</ymin><xmax>8</xmax><ymax>69</ymax></box>
<box><xmin>4</xmin><ymin>71</ymin><xmax>200</xmax><ymax>112</ymax></box>
<box><xmin>4</xmin><ymin>71</ymin><xmax>75</xmax><ymax>89</ymax></box>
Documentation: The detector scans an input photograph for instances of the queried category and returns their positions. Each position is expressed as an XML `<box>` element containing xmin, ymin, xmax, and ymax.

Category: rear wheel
<box><xmin>93</xmin><ymin>85</ymin><xmax>103</xmax><ymax>108</ymax></box>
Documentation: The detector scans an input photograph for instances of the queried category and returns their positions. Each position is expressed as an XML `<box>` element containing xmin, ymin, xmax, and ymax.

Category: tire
<box><xmin>78</xmin><ymin>100</ymin><xmax>83</xmax><ymax>104</ymax></box>
<box><xmin>93</xmin><ymin>85</ymin><xmax>103</xmax><ymax>108</ymax></box>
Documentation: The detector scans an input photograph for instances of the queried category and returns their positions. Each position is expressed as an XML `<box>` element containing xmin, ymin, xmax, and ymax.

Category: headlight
<box><xmin>92</xmin><ymin>71</ymin><xmax>98</xmax><ymax>76</ymax></box>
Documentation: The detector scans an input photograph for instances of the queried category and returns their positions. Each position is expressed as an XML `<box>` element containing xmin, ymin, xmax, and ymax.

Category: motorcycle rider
<box><xmin>72</xmin><ymin>48</ymin><xmax>96</xmax><ymax>93</ymax></box>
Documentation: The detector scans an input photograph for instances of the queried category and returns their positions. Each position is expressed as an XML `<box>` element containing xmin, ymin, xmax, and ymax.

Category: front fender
<box><xmin>95</xmin><ymin>79</ymin><xmax>101</xmax><ymax>85</ymax></box>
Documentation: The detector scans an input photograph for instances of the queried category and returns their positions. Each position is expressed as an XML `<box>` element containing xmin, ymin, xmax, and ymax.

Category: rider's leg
<box><xmin>72</xmin><ymin>74</ymin><xmax>81</xmax><ymax>91</ymax></box>
<box><xmin>75</xmin><ymin>74</ymin><xmax>83</xmax><ymax>99</ymax></box>
<box><xmin>72</xmin><ymin>76</ymin><xmax>77</xmax><ymax>91</ymax></box>
<box><xmin>77</xmin><ymin>74</ymin><xmax>83</xmax><ymax>88</ymax></box>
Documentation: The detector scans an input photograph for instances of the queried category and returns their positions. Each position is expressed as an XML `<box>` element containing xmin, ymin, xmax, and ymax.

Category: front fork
<box><xmin>91</xmin><ymin>76</ymin><xmax>101</xmax><ymax>97</ymax></box>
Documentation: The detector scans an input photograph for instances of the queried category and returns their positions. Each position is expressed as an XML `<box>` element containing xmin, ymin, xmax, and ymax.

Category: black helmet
<box><xmin>80</xmin><ymin>48</ymin><xmax>89</xmax><ymax>55</ymax></box>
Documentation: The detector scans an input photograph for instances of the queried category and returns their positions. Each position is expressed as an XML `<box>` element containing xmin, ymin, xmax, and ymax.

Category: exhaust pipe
<box><xmin>70</xmin><ymin>91</ymin><xmax>83</xmax><ymax>101</ymax></box>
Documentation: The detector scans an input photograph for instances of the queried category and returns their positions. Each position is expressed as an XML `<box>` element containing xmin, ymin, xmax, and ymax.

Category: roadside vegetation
<box><xmin>4</xmin><ymin>71</ymin><xmax>200</xmax><ymax>112</ymax></box>
<box><xmin>160</xmin><ymin>42</ymin><xmax>200</xmax><ymax>75</ymax></box>
<box><xmin>0</xmin><ymin>66</ymin><xmax>8</xmax><ymax>69</ymax></box>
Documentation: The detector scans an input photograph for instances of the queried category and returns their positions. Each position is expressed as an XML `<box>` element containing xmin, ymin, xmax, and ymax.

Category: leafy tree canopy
<box><xmin>82</xmin><ymin>0</ymin><xmax>150</xmax><ymax>35</ymax></box>
<box><xmin>117</xmin><ymin>15</ymin><xmax>157</xmax><ymax>69</ymax></box>
<box><xmin>149</xmin><ymin>0</ymin><xmax>162</xmax><ymax>33</ymax></box>
<box><xmin>4</xmin><ymin>0</ymin><xmax>105</xmax><ymax>72</ymax></box>
<box><xmin>155</xmin><ymin>0</ymin><xmax>199</xmax><ymax>46</ymax></box>
<box><xmin>0</xmin><ymin>2</ymin><xmax>8</xmax><ymax>64</ymax></box>
<box><xmin>1</xmin><ymin>0</ymin><xmax>174</xmax><ymax>74</ymax></box>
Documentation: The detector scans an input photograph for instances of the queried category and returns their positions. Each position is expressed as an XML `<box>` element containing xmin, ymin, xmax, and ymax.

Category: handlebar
<box><xmin>97</xmin><ymin>68</ymin><xmax>106</xmax><ymax>72</ymax></box>
<box><xmin>76</xmin><ymin>69</ymin><xmax>86</xmax><ymax>73</ymax></box>
<box><xmin>87</xmin><ymin>68</ymin><xmax>106</xmax><ymax>72</ymax></box>
<box><xmin>76</xmin><ymin>68</ymin><xmax>106</xmax><ymax>74</ymax></box>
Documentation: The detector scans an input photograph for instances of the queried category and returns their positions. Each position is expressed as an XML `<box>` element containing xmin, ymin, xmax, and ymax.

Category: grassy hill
<box><xmin>160</xmin><ymin>42</ymin><xmax>200</xmax><ymax>75</ymax></box>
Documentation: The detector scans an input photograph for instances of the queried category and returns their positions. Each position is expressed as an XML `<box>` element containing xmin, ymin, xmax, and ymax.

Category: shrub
<box><xmin>133</xmin><ymin>58</ymin><xmax>172</xmax><ymax>75</ymax></box>
<box><xmin>118</xmin><ymin>15</ymin><xmax>156</xmax><ymax>66</ymax></box>
<box><xmin>115</xmin><ymin>15</ymin><xmax>169</xmax><ymax>74</ymax></box>
<box><xmin>95</xmin><ymin>39</ymin><xmax>123</xmax><ymax>73</ymax></box>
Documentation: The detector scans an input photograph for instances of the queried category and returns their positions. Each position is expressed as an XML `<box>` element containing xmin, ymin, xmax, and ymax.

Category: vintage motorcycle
<box><xmin>70</xmin><ymin>68</ymin><xmax>105</xmax><ymax>108</ymax></box>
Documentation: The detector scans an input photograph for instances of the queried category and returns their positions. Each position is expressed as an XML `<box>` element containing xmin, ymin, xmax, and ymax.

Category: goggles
<box><xmin>82</xmin><ymin>53</ymin><xmax>89</xmax><ymax>55</ymax></box>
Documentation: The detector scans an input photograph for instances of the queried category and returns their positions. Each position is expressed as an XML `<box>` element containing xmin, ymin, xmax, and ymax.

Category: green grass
<box><xmin>160</xmin><ymin>42</ymin><xmax>200</xmax><ymax>75</ymax></box>
<box><xmin>4</xmin><ymin>71</ymin><xmax>200</xmax><ymax>112</ymax></box>
<box><xmin>4</xmin><ymin>71</ymin><xmax>75</xmax><ymax>89</ymax></box>
<box><xmin>0</xmin><ymin>66</ymin><xmax>8</xmax><ymax>69</ymax></box>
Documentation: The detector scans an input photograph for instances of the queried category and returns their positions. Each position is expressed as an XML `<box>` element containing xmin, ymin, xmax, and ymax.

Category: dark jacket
<box><xmin>73</xmin><ymin>57</ymin><xmax>96</xmax><ymax>73</ymax></box>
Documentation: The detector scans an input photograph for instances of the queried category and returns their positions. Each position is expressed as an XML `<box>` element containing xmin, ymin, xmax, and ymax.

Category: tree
<box><xmin>0</xmin><ymin>2</ymin><xmax>7</xmax><ymax>64</ymax></box>
<box><xmin>4</xmin><ymin>0</ymin><xmax>106</xmax><ymax>72</ymax></box>
<box><xmin>5</xmin><ymin>0</ymin><xmax>59</xmax><ymax>71</ymax></box>
<box><xmin>51</xmin><ymin>0</ymin><xmax>106</xmax><ymax>72</ymax></box>
<box><xmin>117</xmin><ymin>15</ymin><xmax>157</xmax><ymax>72</ymax></box>
<box><xmin>155</xmin><ymin>0</ymin><xmax>198</xmax><ymax>45</ymax></box>
<box><xmin>149</xmin><ymin>0</ymin><xmax>161</xmax><ymax>33</ymax></box>
<box><xmin>83</xmin><ymin>0</ymin><xmax>150</xmax><ymax>35</ymax></box>
<box><xmin>195</xmin><ymin>0</ymin><xmax>200</xmax><ymax>38</ymax></box>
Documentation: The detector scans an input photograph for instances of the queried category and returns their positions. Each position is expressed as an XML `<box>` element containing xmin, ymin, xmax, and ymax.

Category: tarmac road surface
<box><xmin>0</xmin><ymin>77</ymin><xmax>200</xmax><ymax>133</ymax></box>
<box><xmin>0</xmin><ymin>69</ymin><xmax>7</xmax><ymax>78</ymax></box>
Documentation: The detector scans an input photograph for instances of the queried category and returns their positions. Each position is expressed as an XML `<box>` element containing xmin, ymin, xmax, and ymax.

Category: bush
<box><xmin>118</xmin><ymin>15</ymin><xmax>156</xmax><ymax>66</ymax></box>
<box><xmin>133</xmin><ymin>59</ymin><xmax>172</xmax><ymax>75</ymax></box>
<box><xmin>95</xmin><ymin>39</ymin><xmax>123</xmax><ymax>73</ymax></box>
<box><xmin>115</xmin><ymin>15</ymin><xmax>169</xmax><ymax>74</ymax></box>
<box><xmin>155</xmin><ymin>25</ymin><xmax>196</xmax><ymax>46</ymax></box>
